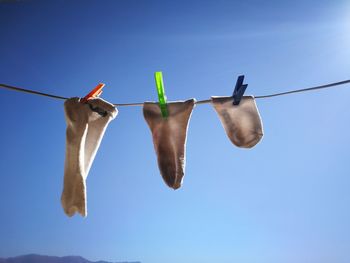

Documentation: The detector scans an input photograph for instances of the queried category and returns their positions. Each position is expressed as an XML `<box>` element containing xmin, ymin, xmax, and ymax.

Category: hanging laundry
<box><xmin>61</xmin><ymin>97</ymin><xmax>117</xmax><ymax>217</ymax></box>
<box><xmin>211</xmin><ymin>96</ymin><xmax>263</xmax><ymax>148</ymax></box>
<box><xmin>143</xmin><ymin>99</ymin><xmax>196</xmax><ymax>190</ymax></box>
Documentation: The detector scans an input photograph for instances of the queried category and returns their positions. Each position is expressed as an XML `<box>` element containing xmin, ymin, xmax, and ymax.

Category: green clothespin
<box><xmin>155</xmin><ymin>71</ymin><xmax>168</xmax><ymax>118</ymax></box>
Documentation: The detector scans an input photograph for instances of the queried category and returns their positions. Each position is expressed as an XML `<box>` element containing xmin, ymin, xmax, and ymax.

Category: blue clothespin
<box><xmin>232</xmin><ymin>75</ymin><xmax>248</xmax><ymax>105</ymax></box>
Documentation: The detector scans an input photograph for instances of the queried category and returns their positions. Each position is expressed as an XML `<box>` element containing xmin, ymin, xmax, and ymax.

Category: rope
<box><xmin>1</xmin><ymin>79</ymin><xmax>350</xmax><ymax>107</ymax></box>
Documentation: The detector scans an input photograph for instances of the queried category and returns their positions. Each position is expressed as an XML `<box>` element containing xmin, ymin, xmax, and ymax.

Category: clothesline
<box><xmin>1</xmin><ymin>79</ymin><xmax>350</xmax><ymax>106</ymax></box>
<box><xmin>2</xmin><ymin>79</ymin><xmax>348</xmax><ymax>217</ymax></box>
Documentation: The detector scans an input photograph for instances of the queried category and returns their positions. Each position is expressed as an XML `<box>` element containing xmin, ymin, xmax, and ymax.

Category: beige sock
<box><xmin>143</xmin><ymin>99</ymin><xmax>196</xmax><ymax>190</ymax></box>
<box><xmin>211</xmin><ymin>96</ymin><xmax>263</xmax><ymax>148</ymax></box>
<box><xmin>61</xmin><ymin>97</ymin><xmax>117</xmax><ymax>217</ymax></box>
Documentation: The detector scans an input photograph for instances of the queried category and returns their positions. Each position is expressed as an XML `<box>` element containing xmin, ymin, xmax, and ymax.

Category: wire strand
<box><xmin>254</xmin><ymin>79</ymin><xmax>350</xmax><ymax>99</ymax></box>
<box><xmin>1</xmin><ymin>79</ymin><xmax>350</xmax><ymax>107</ymax></box>
<box><xmin>0</xmin><ymin>83</ymin><xmax>68</xmax><ymax>100</ymax></box>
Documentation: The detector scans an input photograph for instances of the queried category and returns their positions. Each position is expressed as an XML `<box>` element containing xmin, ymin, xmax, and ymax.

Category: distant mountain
<box><xmin>0</xmin><ymin>254</ymin><xmax>140</xmax><ymax>263</ymax></box>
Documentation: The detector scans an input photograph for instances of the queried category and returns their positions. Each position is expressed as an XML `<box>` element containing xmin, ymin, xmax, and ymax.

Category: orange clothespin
<box><xmin>81</xmin><ymin>83</ymin><xmax>105</xmax><ymax>103</ymax></box>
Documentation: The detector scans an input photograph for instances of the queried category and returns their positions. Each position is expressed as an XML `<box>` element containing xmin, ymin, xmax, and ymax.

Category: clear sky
<box><xmin>1</xmin><ymin>1</ymin><xmax>350</xmax><ymax>262</ymax></box>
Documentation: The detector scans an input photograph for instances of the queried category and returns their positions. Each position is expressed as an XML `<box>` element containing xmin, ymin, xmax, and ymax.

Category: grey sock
<box><xmin>211</xmin><ymin>96</ymin><xmax>263</xmax><ymax>148</ymax></box>
<box><xmin>143</xmin><ymin>99</ymin><xmax>196</xmax><ymax>190</ymax></box>
<box><xmin>61</xmin><ymin>97</ymin><xmax>117</xmax><ymax>217</ymax></box>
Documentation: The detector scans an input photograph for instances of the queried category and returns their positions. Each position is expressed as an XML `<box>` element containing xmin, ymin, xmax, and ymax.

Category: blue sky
<box><xmin>1</xmin><ymin>0</ymin><xmax>350</xmax><ymax>262</ymax></box>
